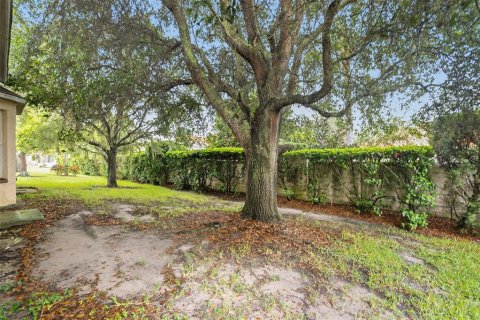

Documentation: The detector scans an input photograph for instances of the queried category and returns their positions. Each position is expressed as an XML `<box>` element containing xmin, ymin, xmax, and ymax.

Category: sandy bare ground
<box><xmin>27</xmin><ymin>203</ymin><xmax>400</xmax><ymax>319</ymax></box>
<box><xmin>33</xmin><ymin>211</ymin><xmax>173</xmax><ymax>299</ymax></box>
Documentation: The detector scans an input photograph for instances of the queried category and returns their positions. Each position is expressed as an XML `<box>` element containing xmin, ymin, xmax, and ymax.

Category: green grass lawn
<box><xmin>16</xmin><ymin>170</ymin><xmax>209</xmax><ymax>207</ymax></box>
<box><xmin>313</xmin><ymin>228</ymin><xmax>480</xmax><ymax>319</ymax></box>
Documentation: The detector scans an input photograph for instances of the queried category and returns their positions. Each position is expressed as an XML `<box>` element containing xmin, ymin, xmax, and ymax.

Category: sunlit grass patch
<box><xmin>306</xmin><ymin>227</ymin><xmax>480</xmax><ymax>319</ymax></box>
<box><xmin>411</xmin><ymin>235</ymin><xmax>480</xmax><ymax>319</ymax></box>
<box><xmin>16</xmin><ymin>172</ymin><xmax>210</xmax><ymax>207</ymax></box>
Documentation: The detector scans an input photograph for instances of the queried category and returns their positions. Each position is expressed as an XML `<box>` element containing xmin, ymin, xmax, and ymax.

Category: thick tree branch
<box><xmin>272</xmin><ymin>0</ymin><xmax>343</xmax><ymax>111</ymax></box>
<box><xmin>216</xmin><ymin>0</ymin><xmax>268</xmax><ymax>87</ymax></box>
<box><xmin>85</xmin><ymin>139</ymin><xmax>108</xmax><ymax>155</ymax></box>
<box><xmin>240</xmin><ymin>0</ymin><xmax>262</xmax><ymax>47</ymax></box>
<box><xmin>162</xmin><ymin>0</ymin><xmax>249</xmax><ymax>147</ymax></box>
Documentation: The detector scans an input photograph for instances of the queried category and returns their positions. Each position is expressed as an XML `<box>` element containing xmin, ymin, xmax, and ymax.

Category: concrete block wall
<box><xmin>214</xmin><ymin>163</ymin><xmax>462</xmax><ymax>219</ymax></box>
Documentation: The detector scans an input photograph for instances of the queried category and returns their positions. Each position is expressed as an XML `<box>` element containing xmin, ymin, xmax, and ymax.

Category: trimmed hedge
<box><xmin>166</xmin><ymin>147</ymin><xmax>245</xmax><ymax>192</ymax></box>
<box><xmin>79</xmin><ymin>145</ymin><xmax>436</xmax><ymax>230</ymax></box>
<box><xmin>166</xmin><ymin>147</ymin><xmax>244</xmax><ymax>159</ymax></box>
<box><xmin>283</xmin><ymin>146</ymin><xmax>434</xmax><ymax>161</ymax></box>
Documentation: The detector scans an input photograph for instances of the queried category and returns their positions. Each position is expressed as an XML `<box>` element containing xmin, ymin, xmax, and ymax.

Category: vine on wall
<box><xmin>284</xmin><ymin>146</ymin><xmax>436</xmax><ymax>229</ymax></box>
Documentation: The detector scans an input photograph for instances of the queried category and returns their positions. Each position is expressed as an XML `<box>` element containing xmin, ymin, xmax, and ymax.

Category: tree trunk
<box><xmin>63</xmin><ymin>153</ymin><xmax>69</xmax><ymax>176</ymax></box>
<box><xmin>107</xmin><ymin>148</ymin><xmax>118</xmax><ymax>188</ymax></box>
<box><xmin>467</xmin><ymin>172</ymin><xmax>480</xmax><ymax>215</ymax></box>
<box><xmin>18</xmin><ymin>152</ymin><xmax>29</xmax><ymax>177</ymax></box>
<box><xmin>241</xmin><ymin>110</ymin><xmax>281</xmax><ymax>222</ymax></box>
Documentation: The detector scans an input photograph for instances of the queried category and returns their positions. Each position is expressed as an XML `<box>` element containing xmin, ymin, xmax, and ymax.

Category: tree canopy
<box><xmin>10</xmin><ymin>0</ymin><xmax>198</xmax><ymax>187</ymax></box>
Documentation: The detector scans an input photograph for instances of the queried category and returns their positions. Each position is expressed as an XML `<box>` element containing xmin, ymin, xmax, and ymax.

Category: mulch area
<box><xmin>208</xmin><ymin>191</ymin><xmax>480</xmax><ymax>242</ymax></box>
<box><xmin>280</xmin><ymin>198</ymin><xmax>480</xmax><ymax>242</ymax></box>
<box><xmin>163</xmin><ymin>211</ymin><xmax>335</xmax><ymax>255</ymax></box>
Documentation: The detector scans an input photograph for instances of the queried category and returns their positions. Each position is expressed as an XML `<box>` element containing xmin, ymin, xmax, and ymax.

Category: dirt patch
<box><xmin>399</xmin><ymin>252</ymin><xmax>425</xmax><ymax>265</ymax></box>
<box><xmin>111</xmin><ymin>203</ymin><xmax>156</xmax><ymax>223</ymax></box>
<box><xmin>167</xmin><ymin>258</ymin><xmax>391</xmax><ymax>319</ymax></box>
<box><xmin>1</xmin><ymin>198</ymin><xmax>407</xmax><ymax>319</ymax></box>
<box><xmin>32</xmin><ymin>211</ymin><xmax>175</xmax><ymax>298</ymax></box>
<box><xmin>307</xmin><ymin>276</ymin><xmax>391</xmax><ymax>319</ymax></box>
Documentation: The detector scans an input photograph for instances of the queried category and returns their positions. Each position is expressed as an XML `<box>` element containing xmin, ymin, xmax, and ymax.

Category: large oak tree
<box><xmin>163</xmin><ymin>0</ymin><xmax>460</xmax><ymax>221</ymax></box>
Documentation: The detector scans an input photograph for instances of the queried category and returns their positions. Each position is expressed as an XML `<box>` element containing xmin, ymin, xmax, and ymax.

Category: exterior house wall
<box><xmin>0</xmin><ymin>98</ymin><xmax>17</xmax><ymax>206</ymax></box>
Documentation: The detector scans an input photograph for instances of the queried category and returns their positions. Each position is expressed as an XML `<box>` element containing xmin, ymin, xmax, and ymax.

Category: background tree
<box><xmin>11</xmin><ymin>0</ymin><xmax>193</xmax><ymax>187</ymax></box>
<box><xmin>280</xmin><ymin>111</ymin><xmax>349</xmax><ymax>148</ymax></box>
<box><xmin>431</xmin><ymin>111</ymin><xmax>480</xmax><ymax>227</ymax></box>
<box><xmin>356</xmin><ymin>118</ymin><xmax>429</xmax><ymax>147</ymax></box>
<box><xmin>163</xmin><ymin>0</ymin><xmax>461</xmax><ymax>221</ymax></box>
<box><xmin>206</xmin><ymin>116</ymin><xmax>241</xmax><ymax>147</ymax></box>
<box><xmin>417</xmin><ymin>2</ymin><xmax>480</xmax><ymax>226</ymax></box>
<box><xmin>16</xmin><ymin>108</ymin><xmax>64</xmax><ymax>176</ymax></box>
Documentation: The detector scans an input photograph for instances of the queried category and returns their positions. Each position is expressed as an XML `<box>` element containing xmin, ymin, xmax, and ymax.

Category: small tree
<box><xmin>418</xmin><ymin>2</ymin><xmax>479</xmax><ymax>227</ymax></box>
<box><xmin>432</xmin><ymin>111</ymin><xmax>480</xmax><ymax>227</ymax></box>
<box><xmin>11</xmin><ymin>0</ymin><xmax>193</xmax><ymax>187</ymax></box>
<box><xmin>16</xmin><ymin>108</ymin><xmax>63</xmax><ymax>176</ymax></box>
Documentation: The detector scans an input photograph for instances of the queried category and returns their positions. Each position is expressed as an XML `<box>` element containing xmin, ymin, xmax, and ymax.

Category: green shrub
<box><xmin>353</xmin><ymin>198</ymin><xmax>375</xmax><ymax>215</ymax></box>
<box><xmin>166</xmin><ymin>147</ymin><xmax>245</xmax><ymax>193</ymax></box>
<box><xmin>70</xmin><ymin>154</ymin><xmax>102</xmax><ymax>176</ymax></box>
<box><xmin>393</xmin><ymin>151</ymin><xmax>436</xmax><ymax>229</ymax></box>
<box><xmin>311</xmin><ymin>193</ymin><xmax>328</xmax><ymax>205</ymax></box>
<box><xmin>69</xmin><ymin>165</ymin><xmax>80</xmax><ymax>176</ymax></box>
<box><xmin>124</xmin><ymin>143</ymin><xmax>170</xmax><ymax>185</ymax></box>
<box><xmin>401</xmin><ymin>209</ymin><xmax>428</xmax><ymax>230</ymax></box>
<box><xmin>282</xmin><ymin>188</ymin><xmax>295</xmax><ymax>200</ymax></box>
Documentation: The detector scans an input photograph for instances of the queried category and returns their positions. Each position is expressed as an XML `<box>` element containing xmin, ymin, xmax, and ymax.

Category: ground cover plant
<box><xmin>1</xmin><ymin>171</ymin><xmax>479</xmax><ymax>319</ymax></box>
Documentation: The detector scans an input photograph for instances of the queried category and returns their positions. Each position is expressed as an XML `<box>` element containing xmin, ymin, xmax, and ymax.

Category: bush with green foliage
<box><xmin>396</xmin><ymin>154</ymin><xmax>436</xmax><ymax>230</ymax></box>
<box><xmin>431</xmin><ymin>110</ymin><xmax>480</xmax><ymax>229</ymax></box>
<box><xmin>124</xmin><ymin>143</ymin><xmax>171</xmax><ymax>185</ymax></box>
<box><xmin>71</xmin><ymin>154</ymin><xmax>102</xmax><ymax>176</ymax></box>
<box><xmin>167</xmin><ymin>147</ymin><xmax>245</xmax><ymax>193</ymax></box>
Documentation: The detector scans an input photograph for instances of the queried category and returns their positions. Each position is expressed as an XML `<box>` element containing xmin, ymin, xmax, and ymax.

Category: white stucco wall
<box><xmin>0</xmin><ymin>98</ymin><xmax>17</xmax><ymax>206</ymax></box>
